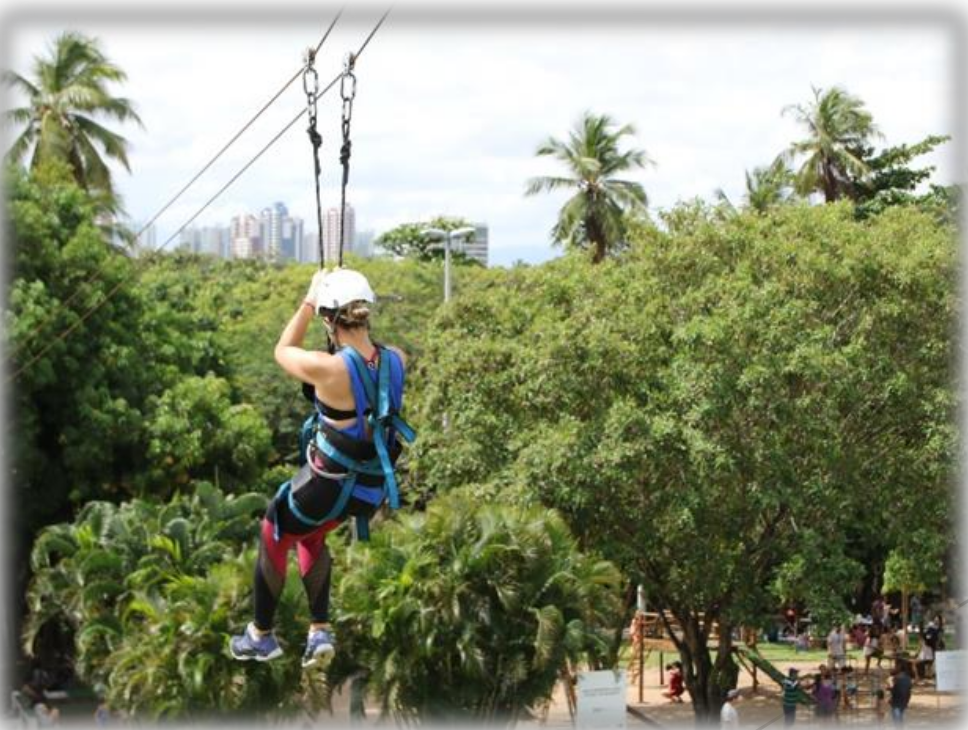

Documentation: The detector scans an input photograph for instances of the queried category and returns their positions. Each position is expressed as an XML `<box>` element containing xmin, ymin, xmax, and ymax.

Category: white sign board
<box><xmin>934</xmin><ymin>650</ymin><xmax>964</xmax><ymax>692</ymax></box>
<box><xmin>576</xmin><ymin>670</ymin><xmax>626</xmax><ymax>730</ymax></box>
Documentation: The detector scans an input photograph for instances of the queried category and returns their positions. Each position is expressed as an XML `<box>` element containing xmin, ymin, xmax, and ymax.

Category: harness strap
<box><xmin>287</xmin><ymin>477</ymin><xmax>357</xmax><ymax>527</ymax></box>
<box><xmin>273</xmin><ymin>477</ymin><xmax>358</xmax><ymax>540</ymax></box>
<box><xmin>283</xmin><ymin>346</ymin><xmax>416</xmax><ymax>541</ymax></box>
<box><xmin>314</xmin><ymin>436</ymin><xmax>385</xmax><ymax>475</ymax></box>
<box><xmin>342</xmin><ymin>348</ymin><xmax>415</xmax><ymax>510</ymax></box>
<box><xmin>356</xmin><ymin>515</ymin><xmax>370</xmax><ymax>541</ymax></box>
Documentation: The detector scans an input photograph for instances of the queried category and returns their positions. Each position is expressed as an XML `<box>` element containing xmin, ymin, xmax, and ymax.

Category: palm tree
<box><xmin>782</xmin><ymin>85</ymin><xmax>880</xmax><ymax>203</ymax></box>
<box><xmin>328</xmin><ymin>489</ymin><xmax>622</xmax><ymax>724</ymax></box>
<box><xmin>3</xmin><ymin>31</ymin><xmax>142</xmax><ymax>202</ymax></box>
<box><xmin>526</xmin><ymin>111</ymin><xmax>652</xmax><ymax>263</ymax></box>
<box><xmin>716</xmin><ymin>156</ymin><xmax>798</xmax><ymax>214</ymax></box>
<box><xmin>23</xmin><ymin>484</ymin><xmax>267</xmax><ymax>694</ymax></box>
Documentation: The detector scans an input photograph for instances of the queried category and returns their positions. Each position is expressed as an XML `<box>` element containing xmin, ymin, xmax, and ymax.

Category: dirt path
<box><xmin>523</xmin><ymin>659</ymin><xmax>963</xmax><ymax>728</ymax></box>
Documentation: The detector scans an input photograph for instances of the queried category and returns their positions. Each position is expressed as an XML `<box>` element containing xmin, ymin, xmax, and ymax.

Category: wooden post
<box><xmin>659</xmin><ymin>652</ymin><xmax>664</xmax><ymax>686</ymax></box>
<box><xmin>638</xmin><ymin>625</ymin><xmax>645</xmax><ymax>702</ymax></box>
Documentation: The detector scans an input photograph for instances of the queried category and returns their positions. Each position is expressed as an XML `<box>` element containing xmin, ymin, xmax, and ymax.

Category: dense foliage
<box><xmin>23</xmin><ymin>484</ymin><xmax>268</xmax><ymax>707</ymax></box>
<box><xmin>412</xmin><ymin>201</ymin><xmax>956</xmax><ymax>718</ymax></box>
<box><xmin>325</xmin><ymin>490</ymin><xmax>622</xmax><ymax>724</ymax></box>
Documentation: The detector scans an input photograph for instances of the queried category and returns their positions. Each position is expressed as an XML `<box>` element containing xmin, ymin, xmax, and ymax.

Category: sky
<box><xmin>2</xmin><ymin>3</ymin><xmax>963</xmax><ymax>267</ymax></box>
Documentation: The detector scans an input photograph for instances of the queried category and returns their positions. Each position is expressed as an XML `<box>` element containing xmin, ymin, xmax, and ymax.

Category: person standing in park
<box><xmin>864</xmin><ymin>624</ymin><xmax>883</xmax><ymax>674</ymax></box>
<box><xmin>889</xmin><ymin>664</ymin><xmax>912</xmax><ymax>725</ymax></box>
<box><xmin>827</xmin><ymin>624</ymin><xmax>848</xmax><ymax>670</ymax></box>
<box><xmin>812</xmin><ymin>665</ymin><xmax>837</xmax><ymax>722</ymax></box>
<box><xmin>873</xmin><ymin>595</ymin><xmax>886</xmax><ymax>629</ymax></box>
<box><xmin>720</xmin><ymin>688</ymin><xmax>740</xmax><ymax>729</ymax></box>
<box><xmin>782</xmin><ymin>667</ymin><xmax>801</xmax><ymax>726</ymax></box>
<box><xmin>912</xmin><ymin>625</ymin><xmax>936</xmax><ymax>681</ymax></box>
<box><xmin>910</xmin><ymin>595</ymin><xmax>922</xmax><ymax>629</ymax></box>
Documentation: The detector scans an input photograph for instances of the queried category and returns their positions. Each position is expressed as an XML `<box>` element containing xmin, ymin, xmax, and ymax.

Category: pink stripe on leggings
<box><xmin>260</xmin><ymin>518</ymin><xmax>341</xmax><ymax>577</ymax></box>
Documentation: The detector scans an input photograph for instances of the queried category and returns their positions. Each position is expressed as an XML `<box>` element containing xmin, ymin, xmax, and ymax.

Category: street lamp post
<box><xmin>422</xmin><ymin>226</ymin><xmax>476</xmax><ymax>302</ymax></box>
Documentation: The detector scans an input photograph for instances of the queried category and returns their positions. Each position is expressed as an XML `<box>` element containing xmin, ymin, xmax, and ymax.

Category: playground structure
<box><xmin>625</xmin><ymin>610</ymin><xmax>906</xmax><ymax>720</ymax></box>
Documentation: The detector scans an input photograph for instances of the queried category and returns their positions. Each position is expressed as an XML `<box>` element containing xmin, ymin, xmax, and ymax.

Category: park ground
<box><xmin>521</xmin><ymin>645</ymin><xmax>964</xmax><ymax>729</ymax></box>
<box><xmin>24</xmin><ymin>648</ymin><xmax>964</xmax><ymax>727</ymax></box>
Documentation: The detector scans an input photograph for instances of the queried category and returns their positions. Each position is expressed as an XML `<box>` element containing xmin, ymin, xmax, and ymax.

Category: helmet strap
<box><xmin>320</xmin><ymin>312</ymin><xmax>339</xmax><ymax>353</ymax></box>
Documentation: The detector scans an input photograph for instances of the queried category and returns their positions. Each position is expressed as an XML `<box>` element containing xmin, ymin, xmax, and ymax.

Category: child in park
<box><xmin>781</xmin><ymin>667</ymin><xmax>801</xmax><ymax>726</ymax></box>
<box><xmin>661</xmin><ymin>661</ymin><xmax>685</xmax><ymax>702</ymax></box>
<box><xmin>842</xmin><ymin>666</ymin><xmax>859</xmax><ymax>708</ymax></box>
<box><xmin>874</xmin><ymin>688</ymin><xmax>887</xmax><ymax>724</ymax></box>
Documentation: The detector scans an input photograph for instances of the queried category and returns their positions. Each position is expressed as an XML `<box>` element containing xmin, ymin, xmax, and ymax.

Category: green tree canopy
<box><xmin>851</xmin><ymin>134</ymin><xmax>956</xmax><ymax>222</ymax></box>
<box><xmin>717</xmin><ymin>156</ymin><xmax>799</xmax><ymax>214</ymax></box>
<box><xmin>411</xmin><ymin>201</ymin><xmax>956</xmax><ymax>720</ymax></box>
<box><xmin>375</xmin><ymin>215</ymin><xmax>478</xmax><ymax>262</ymax></box>
<box><xmin>526</xmin><ymin>111</ymin><xmax>652</xmax><ymax>263</ymax></box>
<box><xmin>22</xmin><ymin>483</ymin><xmax>266</xmax><ymax>688</ymax></box>
<box><xmin>8</xmin><ymin>161</ymin><xmax>157</xmax><ymax>529</ymax></box>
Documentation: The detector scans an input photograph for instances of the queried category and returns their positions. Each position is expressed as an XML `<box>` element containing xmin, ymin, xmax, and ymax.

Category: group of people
<box><xmin>779</xmin><ymin>662</ymin><xmax>913</xmax><ymax>726</ymax></box>
<box><xmin>852</xmin><ymin>611</ymin><xmax>945</xmax><ymax>681</ymax></box>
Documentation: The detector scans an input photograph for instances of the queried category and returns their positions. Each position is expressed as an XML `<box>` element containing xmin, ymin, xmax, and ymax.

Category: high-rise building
<box><xmin>459</xmin><ymin>223</ymin><xmax>489</xmax><ymax>267</ymax></box>
<box><xmin>231</xmin><ymin>213</ymin><xmax>262</xmax><ymax>259</ymax></box>
<box><xmin>300</xmin><ymin>231</ymin><xmax>321</xmax><ymax>264</ymax></box>
<box><xmin>322</xmin><ymin>204</ymin><xmax>355</xmax><ymax>265</ymax></box>
<box><xmin>176</xmin><ymin>228</ymin><xmax>197</xmax><ymax>253</ymax></box>
<box><xmin>134</xmin><ymin>222</ymin><xmax>157</xmax><ymax>251</ymax></box>
<box><xmin>160</xmin><ymin>204</ymin><xmax>303</xmax><ymax>261</ymax></box>
<box><xmin>282</xmin><ymin>215</ymin><xmax>303</xmax><ymax>262</ymax></box>
<box><xmin>260</xmin><ymin>202</ymin><xmax>288</xmax><ymax>261</ymax></box>
<box><xmin>199</xmin><ymin>226</ymin><xmax>229</xmax><ymax>257</ymax></box>
<box><xmin>353</xmin><ymin>229</ymin><xmax>375</xmax><ymax>259</ymax></box>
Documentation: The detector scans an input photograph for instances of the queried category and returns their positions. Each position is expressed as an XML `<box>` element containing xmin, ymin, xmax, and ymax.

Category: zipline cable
<box><xmin>8</xmin><ymin>7</ymin><xmax>392</xmax><ymax>384</ymax></box>
<box><xmin>7</xmin><ymin>8</ymin><xmax>344</xmax><ymax>365</ymax></box>
<box><xmin>159</xmin><ymin>72</ymin><xmax>340</xmax><ymax>250</ymax></box>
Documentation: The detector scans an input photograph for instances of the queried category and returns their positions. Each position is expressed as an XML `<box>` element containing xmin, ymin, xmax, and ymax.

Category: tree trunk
<box><xmin>668</xmin><ymin>612</ymin><xmax>738</xmax><ymax>724</ymax></box>
<box><xmin>608</xmin><ymin>581</ymin><xmax>637</xmax><ymax>667</ymax></box>
<box><xmin>902</xmin><ymin>588</ymin><xmax>909</xmax><ymax>650</ymax></box>
<box><xmin>822</xmin><ymin>160</ymin><xmax>839</xmax><ymax>202</ymax></box>
<box><xmin>585</xmin><ymin>212</ymin><xmax>607</xmax><ymax>264</ymax></box>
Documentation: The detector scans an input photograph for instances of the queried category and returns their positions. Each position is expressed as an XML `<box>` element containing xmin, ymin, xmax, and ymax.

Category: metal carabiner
<box><xmin>306</xmin><ymin>443</ymin><xmax>353</xmax><ymax>481</ymax></box>
<box><xmin>303</xmin><ymin>47</ymin><xmax>320</xmax><ymax>104</ymax></box>
<box><xmin>340</xmin><ymin>53</ymin><xmax>357</xmax><ymax>103</ymax></box>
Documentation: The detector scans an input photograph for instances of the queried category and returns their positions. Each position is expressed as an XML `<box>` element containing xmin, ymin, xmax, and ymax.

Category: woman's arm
<box><xmin>274</xmin><ymin>301</ymin><xmax>333</xmax><ymax>383</ymax></box>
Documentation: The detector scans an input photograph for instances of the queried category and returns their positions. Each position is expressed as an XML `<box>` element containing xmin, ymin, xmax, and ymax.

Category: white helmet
<box><xmin>316</xmin><ymin>268</ymin><xmax>376</xmax><ymax>312</ymax></box>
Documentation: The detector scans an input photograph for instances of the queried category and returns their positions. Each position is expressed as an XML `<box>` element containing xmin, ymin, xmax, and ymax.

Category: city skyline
<box><xmin>170</xmin><ymin>201</ymin><xmax>490</xmax><ymax>266</ymax></box>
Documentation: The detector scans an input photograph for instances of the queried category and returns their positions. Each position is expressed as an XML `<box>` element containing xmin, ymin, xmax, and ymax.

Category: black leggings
<box><xmin>252</xmin><ymin>465</ymin><xmax>375</xmax><ymax>631</ymax></box>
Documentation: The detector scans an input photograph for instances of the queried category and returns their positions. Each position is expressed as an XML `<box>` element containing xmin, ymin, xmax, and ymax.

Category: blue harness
<box><xmin>276</xmin><ymin>346</ymin><xmax>415</xmax><ymax>541</ymax></box>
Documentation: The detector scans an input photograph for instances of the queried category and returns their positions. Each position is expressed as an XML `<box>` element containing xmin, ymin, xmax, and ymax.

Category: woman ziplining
<box><xmin>230</xmin><ymin>267</ymin><xmax>414</xmax><ymax>665</ymax></box>
<box><xmin>231</xmin><ymin>33</ymin><xmax>414</xmax><ymax>667</ymax></box>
